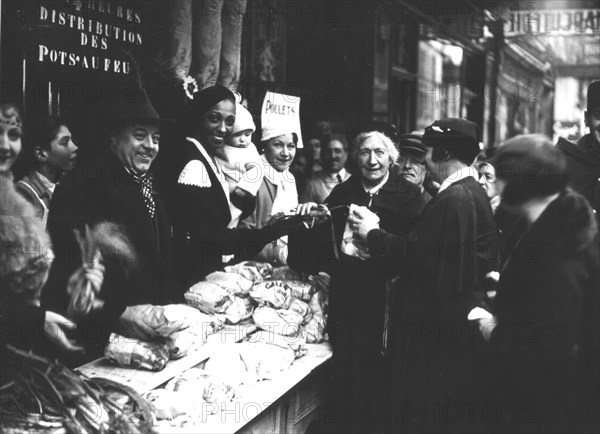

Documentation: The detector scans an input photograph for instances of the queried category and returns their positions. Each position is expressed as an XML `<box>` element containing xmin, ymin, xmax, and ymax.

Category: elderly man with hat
<box><xmin>42</xmin><ymin>88</ymin><xmax>174</xmax><ymax>363</ymax></box>
<box><xmin>350</xmin><ymin>118</ymin><xmax>499</xmax><ymax>432</ymax></box>
<box><xmin>396</xmin><ymin>132</ymin><xmax>433</xmax><ymax>203</ymax></box>
<box><xmin>557</xmin><ymin>80</ymin><xmax>600</xmax><ymax>217</ymax></box>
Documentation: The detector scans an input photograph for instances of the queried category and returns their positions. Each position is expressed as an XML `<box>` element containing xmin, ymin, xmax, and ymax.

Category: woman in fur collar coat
<box><xmin>488</xmin><ymin>135</ymin><xmax>599</xmax><ymax>433</ymax></box>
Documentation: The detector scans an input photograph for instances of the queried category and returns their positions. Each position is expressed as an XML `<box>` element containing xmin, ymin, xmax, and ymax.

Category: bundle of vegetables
<box><xmin>66</xmin><ymin>222</ymin><xmax>136</xmax><ymax>321</ymax></box>
<box><xmin>0</xmin><ymin>344</ymin><xmax>154</xmax><ymax>434</ymax></box>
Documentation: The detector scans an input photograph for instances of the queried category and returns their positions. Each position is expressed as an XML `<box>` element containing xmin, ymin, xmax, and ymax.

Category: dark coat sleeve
<box><xmin>368</xmin><ymin>190</ymin><xmax>488</xmax><ymax>321</ymax></box>
<box><xmin>172</xmin><ymin>177</ymin><xmax>286</xmax><ymax>286</ymax></box>
<box><xmin>43</xmin><ymin>175</ymin><xmax>129</xmax><ymax>356</ymax></box>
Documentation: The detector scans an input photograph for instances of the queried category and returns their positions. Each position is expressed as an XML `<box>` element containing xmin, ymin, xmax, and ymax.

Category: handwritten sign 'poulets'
<box><xmin>261</xmin><ymin>91</ymin><xmax>303</xmax><ymax>149</ymax></box>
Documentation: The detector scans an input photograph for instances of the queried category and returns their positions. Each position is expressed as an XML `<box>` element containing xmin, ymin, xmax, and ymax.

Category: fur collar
<box><xmin>533</xmin><ymin>188</ymin><xmax>598</xmax><ymax>254</ymax></box>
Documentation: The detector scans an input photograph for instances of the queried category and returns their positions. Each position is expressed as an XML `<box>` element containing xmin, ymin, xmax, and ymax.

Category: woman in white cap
<box><xmin>238</xmin><ymin>125</ymin><xmax>301</xmax><ymax>264</ymax></box>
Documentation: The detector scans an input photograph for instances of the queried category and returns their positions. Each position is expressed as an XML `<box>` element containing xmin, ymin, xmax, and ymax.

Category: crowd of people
<box><xmin>1</xmin><ymin>80</ymin><xmax>598</xmax><ymax>433</ymax></box>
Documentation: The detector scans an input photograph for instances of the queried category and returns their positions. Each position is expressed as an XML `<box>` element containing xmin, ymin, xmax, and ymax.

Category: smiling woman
<box><xmin>237</xmin><ymin>130</ymin><xmax>300</xmax><ymax>265</ymax></box>
<box><xmin>168</xmin><ymin>85</ymin><xmax>289</xmax><ymax>290</ymax></box>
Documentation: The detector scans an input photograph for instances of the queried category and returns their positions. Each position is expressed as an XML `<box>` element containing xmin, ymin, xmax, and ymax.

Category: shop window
<box><xmin>416</xmin><ymin>37</ymin><xmax>464</xmax><ymax>130</ymax></box>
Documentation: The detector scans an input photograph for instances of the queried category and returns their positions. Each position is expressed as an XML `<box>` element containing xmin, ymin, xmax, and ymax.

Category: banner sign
<box><xmin>26</xmin><ymin>0</ymin><xmax>143</xmax><ymax>76</ymax></box>
<box><xmin>261</xmin><ymin>91</ymin><xmax>303</xmax><ymax>148</ymax></box>
<box><xmin>506</xmin><ymin>9</ymin><xmax>600</xmax><ymax>36</ymax></box>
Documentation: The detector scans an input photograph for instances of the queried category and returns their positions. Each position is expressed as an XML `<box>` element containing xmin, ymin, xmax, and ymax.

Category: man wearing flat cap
<box><xmin>557</xmin><ymin>80</ymin><xmax>600</xmax><ymax>217</ymax></box>
<box><xmin>350</xmin><ymin>118</ymin><xmax>499</xmax><ymax>431</ymax></box>
<box><xmin>396</xmin><ymin>132</ymin><xmax>432</xmax><ymax>203</ymax></box>
<box><xmin>42</xmin><ymin>87</ymin><xmax>174</xmax><ymax>363</ymax></box>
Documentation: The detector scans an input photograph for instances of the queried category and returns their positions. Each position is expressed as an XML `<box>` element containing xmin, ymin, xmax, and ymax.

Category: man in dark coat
<box><xmin>351</xmin><ymin>118</ymin><xmax>499</xmax><ymax>432</ymax></box>
<box><xmin>489</xmin><ymin>135</ymin><xmax>599</xmax><ymax>433</ymax></box>
<box><xmin>42</xmin><ymin>89</ymin><xmax>173</xmax><ymax>362</ymax></box>
<box><xmin>556</xmin><ymin>80</ymin><xmax>600</xmax><ymax>217</ymax></box>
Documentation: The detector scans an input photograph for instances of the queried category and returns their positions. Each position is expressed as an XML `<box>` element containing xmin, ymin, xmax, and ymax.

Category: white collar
<box><xmin>186</xmin><ymin>137</ymin><xmax>222</xmax><ymax>176</ymax></box>
<box><xmin>35</xmin><ymin>171</ymin><xmax>56</xmax><ymax>193</ymax></box>
<box><xmin>438</xmin><ymin>166</ymin><xmax>479</xmax><ymax>193</ymax></box>
<box><xmin>361</xmin><ymin>171</ymin><xmax>389</xmax><ymax>196</ymax></box>
<box><xmin>325</xmin><ymin>168</ymin><xmax>347</xmax><ymax>181</ymax></box>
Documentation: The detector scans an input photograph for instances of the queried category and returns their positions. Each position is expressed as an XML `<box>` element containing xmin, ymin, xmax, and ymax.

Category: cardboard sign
<box><xmin>261</xmin><ymin>91</ymin><xmax>303</xmax><ymax>148</ymax></box>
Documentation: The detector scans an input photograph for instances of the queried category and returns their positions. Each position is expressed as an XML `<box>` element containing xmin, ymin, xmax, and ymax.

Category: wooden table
<box><xmin>77</xmin><ymin>326</ymin><xmax>333</xmax><ymax>434</ymax></box>
<box><xmin>155</xmin><ymin>343</ymin><xmax>333</xmax><ymax>434</ymax></box>
<box><xmin>76</xmin><ymin>324</ymin><xmax>257</xmax><ymax>393</ymax></box>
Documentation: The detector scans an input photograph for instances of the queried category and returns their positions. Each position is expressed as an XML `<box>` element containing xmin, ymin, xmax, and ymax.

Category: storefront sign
<box><xmin>506</xmin><ymin>9</ymin><xmax>600</xmax><ymax>36</ymax></box>
<box><xmin>31</xmin><ymin>0</ymin><xmax>143</xmax><ymax>75</ymax></box>
<box><xmin>261</xmin><ymin>91</ymin><xmax>303</xmax><ymax>148</ymax></box>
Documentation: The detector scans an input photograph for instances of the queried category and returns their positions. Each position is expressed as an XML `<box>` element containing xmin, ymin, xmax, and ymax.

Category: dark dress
<box><xmin>367</xmin><ymin>176</ymin><xmax>499</xmax><ymax>432</ymax></box>
<box><xmin>167</xmin><ymin>138</ymin><xmax>284</xmax><ymax>290</ymax></box>
<box><xmin>43</xmin><ymin>153</ymin><xmax>173</xmax><ymax>361</ymax></box>
<box><xmin>295</xmin><ymin>170</ymin><xmax>425</xmax><ymax>432</ymax></box>
<box><xmin>493</xmin><ymin>188</ymin><xmax>599</xmax><ymax>433</ymax></box>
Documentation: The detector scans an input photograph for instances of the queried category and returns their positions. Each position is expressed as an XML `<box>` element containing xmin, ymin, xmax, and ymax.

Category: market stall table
<box><xmin>155</xmin><ymin>343</ymin><xmax>333</xmax><ymax>434</ymax></box>
<box><xmin>76</xmin><ymin>324</ymin><xmax>257</xmax><ymax>393</ymax></box>
<box><xmin>77</xmin><ymin>325</ymin><xmax>333</xmax><ymax>434</ymax></box>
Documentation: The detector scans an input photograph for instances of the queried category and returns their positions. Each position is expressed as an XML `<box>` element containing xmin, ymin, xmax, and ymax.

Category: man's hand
<box><xmin>44</xmin><ymin>311</ymin><xmax>85</xmax><ymax>353</ymax></box>
<box><xmin>119</xmin><ymin>305</ymin><xmax>157</xmax><ymax>340</ymax></box>
<box><xmin>349</xmin><ymin>206</ymin><xmax>380</xmax><ymax>241</ymax></box>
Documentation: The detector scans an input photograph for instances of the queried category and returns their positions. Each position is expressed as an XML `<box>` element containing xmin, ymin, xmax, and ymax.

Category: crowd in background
<box><xmin>1</xmin><ymin>80</ymin><xmax>599</xmax><ymax>433</ymax></box>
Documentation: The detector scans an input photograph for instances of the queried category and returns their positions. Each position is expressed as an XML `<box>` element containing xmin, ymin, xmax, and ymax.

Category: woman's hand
<box><xmin>44</xmin><ymin>311</ymin><xmax>85</xmax><ymax>353</ymax></box>
<box><xmin>295</xmin><ymin>202</ymin><xmax>319</xmax><ymax>215</ymax></box>
<box><xmin>349</xmin><ymin>206</ymin><xmax>380</xmax><ymax>241</ymax></box>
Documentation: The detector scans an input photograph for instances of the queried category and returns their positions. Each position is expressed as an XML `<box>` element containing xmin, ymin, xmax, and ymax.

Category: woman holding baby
<box><xmin>168</xmin><ymin>85</ymin><xmax>307</xmax><ymax>290</ymax></box>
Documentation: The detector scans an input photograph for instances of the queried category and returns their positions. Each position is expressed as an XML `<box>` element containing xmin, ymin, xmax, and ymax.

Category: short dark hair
<box><xmin>29</xmin><ymin>116</ymin><xmax>64</xmax><ymax>151</ymax></box>
<box><xmin>182</xmin><ymin>85</ymin><xmax>236</xmax><ymax>133</ymax></box>
<box><xmin>323</xmin><ymin>134</ymin><xmax>349</xmax><ymax>152</ymax></box>
<box><xmin>491</xmin><ymin>134</ymin><xmax>568</xmax><ymax>206</ymax></box>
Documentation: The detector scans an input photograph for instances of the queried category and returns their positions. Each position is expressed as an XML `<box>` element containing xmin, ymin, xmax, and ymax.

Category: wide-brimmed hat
<box><xmin>108</xmin><ymin>87</ymin><xmax>172</xmax><ymax>127</ymax></box>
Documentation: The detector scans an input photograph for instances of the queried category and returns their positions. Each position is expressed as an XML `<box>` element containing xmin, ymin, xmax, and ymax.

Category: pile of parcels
<box><xmin>102</xmin><ymin>262</ymin><xmax>330</xmax><ymax>427</ymax></box>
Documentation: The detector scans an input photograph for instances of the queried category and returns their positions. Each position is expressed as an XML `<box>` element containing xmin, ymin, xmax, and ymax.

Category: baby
<box><xmin>215</xmin><ymin>103</ymin><xmax>264</xmax><ymax>228</ymax></box>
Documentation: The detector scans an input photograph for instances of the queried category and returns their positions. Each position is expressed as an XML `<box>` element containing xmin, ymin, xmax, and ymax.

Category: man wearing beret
<box><xmin>396</xmin><ymin>132</ymin><xmax>432</xmax><ymax>203</ymax></box>
<box><xmin>350</xmin><ymin>118</ymin><xmax>499</xmax><ymax>432</ymax></box>
<box><xmin>557</xmin><ymin>80</ymin><xmax>600</xmax><ymax>218</ymax></box>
